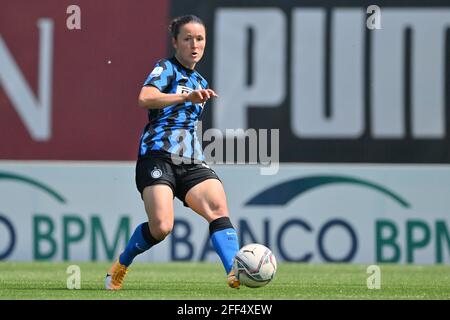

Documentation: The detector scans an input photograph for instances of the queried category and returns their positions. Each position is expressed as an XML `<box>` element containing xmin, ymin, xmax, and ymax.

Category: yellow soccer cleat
<box><xmin>227</xmin><ymin>269</ymin><xmax>240</xmax><ymax>289</ymax></box>
<box><xmin>105</xmin><ymin>259</ymin><xmax>128</xmax><ymax>290</ymax></box>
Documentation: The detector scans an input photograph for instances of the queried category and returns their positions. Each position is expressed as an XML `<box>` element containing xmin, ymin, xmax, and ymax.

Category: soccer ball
<box><xmin>233</xmin><ymin>243</ymin><xmax>277</xmax><ymax>288</ymax></box>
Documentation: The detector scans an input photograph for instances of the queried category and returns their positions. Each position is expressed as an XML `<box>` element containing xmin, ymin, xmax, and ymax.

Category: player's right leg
<box><xmin>105</xmin><ymin>184</ymin><xmax>175</xmax><ymax>290</ymax></box>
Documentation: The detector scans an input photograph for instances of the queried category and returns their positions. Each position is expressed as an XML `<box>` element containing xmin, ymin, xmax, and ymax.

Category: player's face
<box><xmin>173</xmin><ymin>22</ymin><xmax>206</xmax><ymax>69</ymax></box>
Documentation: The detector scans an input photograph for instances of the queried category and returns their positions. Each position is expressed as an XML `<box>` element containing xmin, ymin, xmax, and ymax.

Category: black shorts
<box><xmin>135</xmin><ymin>153</ymin><xmax>221</xmax><ymax>207</ymax></box>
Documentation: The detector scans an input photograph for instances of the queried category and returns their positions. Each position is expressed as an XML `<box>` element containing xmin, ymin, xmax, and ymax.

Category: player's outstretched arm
<box><xmin>138</xmin><ymin>87</ymin><xmax>218</xmax><ymax>109</ymax></box>
<box><xmin>138</xmin><ymin>86</ymin><xmax>187</xmax><ymax>109</ymax></box>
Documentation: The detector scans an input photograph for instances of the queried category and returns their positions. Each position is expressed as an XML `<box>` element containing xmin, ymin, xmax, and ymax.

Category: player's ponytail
<box><xmin>169</xmin><ymin>15</ymin><xmax>205</xmax><ymax>40</ymax></box>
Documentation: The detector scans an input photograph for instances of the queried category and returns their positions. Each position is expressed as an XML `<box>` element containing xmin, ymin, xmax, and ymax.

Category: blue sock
<box><xmin>119</xmin><ymin>222</ymin><xmax>160</xmax><ymax>267</ymax></box>
<box><xmin>210</xmin><ymin>218</ymin><xmax>239</xmax><ymax>274</ymax></box>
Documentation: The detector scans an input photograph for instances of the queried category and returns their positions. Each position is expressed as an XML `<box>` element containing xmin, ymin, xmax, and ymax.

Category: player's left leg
<box><xmin>184</xmin><ymin>178</ymin><xmax>240</xmax><ymax>288</ymax></box>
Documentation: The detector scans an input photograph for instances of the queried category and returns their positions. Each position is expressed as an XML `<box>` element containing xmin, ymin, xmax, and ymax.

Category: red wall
<box><xmin>0</xmin><ymin>0</ymin><xmax>169</xmax><ymax>160</ymax></box>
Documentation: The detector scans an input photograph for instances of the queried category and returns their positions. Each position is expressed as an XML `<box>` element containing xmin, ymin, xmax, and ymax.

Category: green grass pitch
<box><xmin>1</xmin><ymin>262</ymin><xmax>450</xmax><ymax>300</ymax></box>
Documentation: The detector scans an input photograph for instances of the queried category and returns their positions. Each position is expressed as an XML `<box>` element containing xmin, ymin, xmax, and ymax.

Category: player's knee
<box><xmin>150</xmin><ymin>220</ymin><xmax>173</xmax><ymax>240</ymax></box>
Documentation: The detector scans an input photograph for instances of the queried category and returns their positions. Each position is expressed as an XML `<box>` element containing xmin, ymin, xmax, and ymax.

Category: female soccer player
<box><xmin>105</xmin><ymin>15</ymin><xmax>240</xmax><ymax>290</ymax></box>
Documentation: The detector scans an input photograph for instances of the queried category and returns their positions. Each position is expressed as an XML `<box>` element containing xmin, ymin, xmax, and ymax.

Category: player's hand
<box><xmin>186</xmin><ymin>89</ymin><xmax>218</xmax><ymax>104</ymax></box>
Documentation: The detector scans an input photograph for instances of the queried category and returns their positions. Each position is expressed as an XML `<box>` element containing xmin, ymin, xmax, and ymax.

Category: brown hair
<box><xmin>168</xmin><ymin>15</ymin><xmax>205</xmax><ymax>40</ymax></box>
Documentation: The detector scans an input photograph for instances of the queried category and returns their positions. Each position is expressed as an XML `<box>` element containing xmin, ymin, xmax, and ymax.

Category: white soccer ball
<box><xmin>233</xmin><ymin>243</ymin><xmax>277</xmax><ymax>288</ymax></box>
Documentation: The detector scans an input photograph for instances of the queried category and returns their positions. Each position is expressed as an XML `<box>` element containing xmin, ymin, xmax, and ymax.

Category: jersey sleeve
<box><xmin>143</xmin><ymin>59</ymin><xmax>175</xmax><ymax>92</ymax></box>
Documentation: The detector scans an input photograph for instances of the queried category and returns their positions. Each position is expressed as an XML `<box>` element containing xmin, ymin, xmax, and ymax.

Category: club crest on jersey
<box><xmin>150</xmin><ymin>167</ymin><xmax>162</xmax><ymax>179</ymax></box>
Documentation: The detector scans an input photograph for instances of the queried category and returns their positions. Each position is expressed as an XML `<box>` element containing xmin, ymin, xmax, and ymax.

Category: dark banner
<box><xmin>171</xmin><ymin>0</ymin><xmax>450</xmax><ymax>163</ymax></box>
<box><xmin>1</xmin><ymin>1</ymin><xmax>449</xmax><ymax>163</ymax></box>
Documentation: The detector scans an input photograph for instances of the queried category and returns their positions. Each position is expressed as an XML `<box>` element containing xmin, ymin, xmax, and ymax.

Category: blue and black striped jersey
<box><xmin>138</xmin><ymin>57</ymin><xmax>208</xmax><ymax>162</ymax></box>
